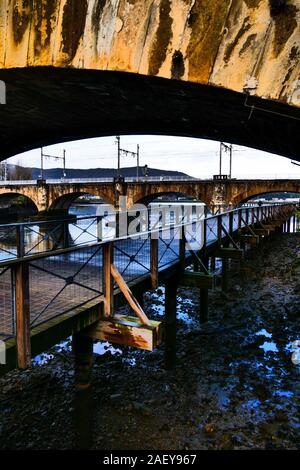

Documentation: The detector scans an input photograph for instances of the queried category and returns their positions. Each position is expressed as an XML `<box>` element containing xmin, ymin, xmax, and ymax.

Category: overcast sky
<box><xmin>7</xmin><ymin>135</ymin><xmax>299</xmax><ymax>179</ymax></box>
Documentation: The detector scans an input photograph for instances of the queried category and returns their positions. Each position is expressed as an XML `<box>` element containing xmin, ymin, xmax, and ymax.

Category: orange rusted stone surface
<box><xmin>0</xmin><ymin>0</ymin><xmax>299</xmax><ymax>108</ymax></box>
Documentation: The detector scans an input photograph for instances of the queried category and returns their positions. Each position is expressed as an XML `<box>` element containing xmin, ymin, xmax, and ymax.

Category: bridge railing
<box><xmin>0</xmin><ymin>175</ymin><xmax>198</xmax><ymax>185</ymax></box>
<box><xmin>1</xmin><ymin>174</ymin><xmax>300</xmax><ymax>186</ymax></box>
<box><xmin>0</xmin><ymin>203</ymin><xmax>297</xmax><ymax>369</ymax></box>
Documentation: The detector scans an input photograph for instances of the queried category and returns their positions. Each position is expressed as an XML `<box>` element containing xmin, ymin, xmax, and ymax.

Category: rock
<box><xmin>131</xmin><ymin>401</ymin><xmax>152</xmax><ymax>416</ymax></box>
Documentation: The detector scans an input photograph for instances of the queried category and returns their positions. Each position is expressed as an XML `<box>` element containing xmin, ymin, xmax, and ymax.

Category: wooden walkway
<box><xmin>0</xmin><ymin>203</ymin><xmax>297</xmax><ymax>374</ymax></box>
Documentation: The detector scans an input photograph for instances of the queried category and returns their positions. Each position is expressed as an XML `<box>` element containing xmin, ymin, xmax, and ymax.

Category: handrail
<box><xmin>1</xmin><ymin>176</ymin><xmax>300</xmax><ymax>185</ymax></box>
<box><xmin>0</xmin><ymin>202</ymin><xmax>294</xmax><ymax>230</ymax></box>
<box><xmin>0</xmin><ymin>202</ymin><xmax>297</xmax><ymax>268</ymax></box>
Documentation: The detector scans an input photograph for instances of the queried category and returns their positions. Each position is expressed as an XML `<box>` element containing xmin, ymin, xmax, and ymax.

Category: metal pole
<box><xmin>63</xmin><ymin>149</ymin><xmax>66</xmax><ymax>178</ymax></box>
<box><xmin>116</xmin><ymin>135</ymin><xmax>121</xmax><ymax>179</ymax></box>
<box><xmin>137</xmin><ymin>144</ymin><xmax>140</xmax><ymax>181</ymax></box>
<box><xmin>219</xmin><ymin>143</ymin><xmax>222</xmax><ymax>176</ymax></box>
<box><xmin>40</xmin><ymin>147</ymin><xmax>44</xmax><ymax>180</ymax></box>
<box><xmin>229</xmin><ymin>145</ymin><xmax>233</xmax><ymax>179</ymax></box>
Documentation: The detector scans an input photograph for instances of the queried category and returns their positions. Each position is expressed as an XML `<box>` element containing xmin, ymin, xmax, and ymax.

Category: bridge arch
<box><xmin>132</xmin><ymin>191</ymin><xmax>204</xmax><ymax>207</ymax></box>
<box><xmin>229</xmin><ymin>181</ymin><xmax>300</xmax><ymax>207</ymax></box>
<box><xmin>48</xmin><ymin>190</ymin><xmax>115</xmax><ymax>213</ymax></box>
<box><xmin>0</xmin><ymin>188</ymin><xmax>40</xmax><ymax>212</ymax></box>
<box><xmin>236</xmin><ymin>190</ymin><xmax>300</xmax><ymax>206</ymax></box>
<box><xmin>0</xmin><ymin>1</ymin><xmax>299</xmax><ymax>162</ymax></box>
<box><xmin>0</xmin><ymin>68</ymin><xmax>299</xmax><ymax>164</ymax></box>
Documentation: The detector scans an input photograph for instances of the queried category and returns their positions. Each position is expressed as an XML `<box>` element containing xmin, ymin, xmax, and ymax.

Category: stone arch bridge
<box><xmin>0</xmin><ymin>179</ymin><xmax>299</xmax><ymax>213</ymax></box>
<box><xmin>0</xmin><ymin>0</ymin><xmax>299</xmax><ymax>162</ymax></box>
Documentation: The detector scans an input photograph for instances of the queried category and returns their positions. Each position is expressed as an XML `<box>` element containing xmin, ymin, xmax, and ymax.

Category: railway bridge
<box><xmin>0</xmin><ymin>178</ymin><xmax>300</xmax><ymax>212</ymax></box>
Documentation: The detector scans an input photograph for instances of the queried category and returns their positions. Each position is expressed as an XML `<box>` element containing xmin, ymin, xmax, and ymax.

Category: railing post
<box><xmin>238</xmin><ymin>209</ymin><xmax>242</xmax><ymax>231</ymax></box>
<box><xmin>150</xmin><ymin>237</ymin><xmax>158</xmax><ymax>289</ymax></box>
<box><xmin>217</xmin><ymin>214</ymin><xmax>222</xmax><ymax>246</ymax></box>
<box><xmin>251</xmin><ymin>208</ymin><xmax>255</xmax><ymax>226</ymax></box>
<box><xmin>179</xmin><ymin>225</ymin><xmax>186</xmax><ymax>271</ymax></box>
<box><xmin>16</xmin><ymin>225</ymin><xmax>25</xmax><ymax>258</ymax></box>
<box><xmin>229</xmin><ymin>212</ymin><xmax>233</xmax><ymax>240</ymax></box>
<box><xmin>103</xmin><ymin>242</ymin><xmax>114</xmax><ymax>317</ymax></box>
<box><xmin>14</xmin><ymin>261</ymin><xmax>31</xmax><ymax>368</ymax></box>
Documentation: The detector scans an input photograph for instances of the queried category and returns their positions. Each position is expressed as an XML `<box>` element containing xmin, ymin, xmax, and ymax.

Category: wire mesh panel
<box><xmin>233</xmin><ymin>212</ymin><xmax>239</xmax><ymax>231</ymax></box>
<box><xmin>221</xmin><ymin>214</ymin><xmax>230</xmax><ymax>232</ymax></box>
<box><xmin>68</xmin><ymin>217</ymin><xmax>98</xmax><ymax>246</ymax></box>
<box><xmin>0</xmin><ymin>266</ymin><xmax>14</xmax><ymax>338</ymax></box>
<box><xmin>0</xmin><ymin>226</ymin><xmax>17</xmax><ymax>262</ymax></box>
<box><xmin>23</xmin><ymin>223</ymin><xmax>65</xmax><ymax>256</ymax></box>
<box><xmin>240</xmin><ymin>210</ymin><xmax>248</xmax><ymax>228</ymax></box>
<box><xmin>114</xmin><ymin>235</ymin><xmax>151</xmax><ymax>283</ymax></box>
<box><xmin>158</xmin><ymin>226</ymin><xmax>180</xmax><ymax>268</ymax></box>
<box><xmin>206</xmin><ymin>216</ymin><xmax>218</xmax><ymax>245</ymax></box>
<box><xmin>29</xmin><ymin>246</ymin><xmax>103</xmax><ymax>328</ymax></box>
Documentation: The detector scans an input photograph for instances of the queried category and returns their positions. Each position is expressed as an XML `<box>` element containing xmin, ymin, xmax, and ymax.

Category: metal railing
<box><xmin>1</xmin><ymin>175</ymin><xmax>300</xmax><ymax>185</ymax></box>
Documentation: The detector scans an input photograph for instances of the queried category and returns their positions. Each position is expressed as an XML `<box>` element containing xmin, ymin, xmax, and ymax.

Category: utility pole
<box><xmin>229</xmin><ymin>144</ymin><xmax>233</xmax><ymax>179</ymax></box>
<box><xmin>116</xmin><ymin>136</ymin><xmax>121</xmax><ymax>179</ymax></box>
<box><xmin>63</xmin><ymin>149</ymin><xmax>66</xmax><ymax>178</ymax></box>
<box><xmin>40</xmin><ymin>147</ymin><xmax>44</xmax><ymax>181</ymax></box>
<box><xmin>40</xmin><ymin>148</ymin><xmax>67</xmax><ymax>181</ymax></box>
<box><xmin>219</xmin><ymin>142</ymin><xmax>233</xmax><ymax>178</ymax></box>
<box><xmin>137</xmin><ymin>144</ymin><xmax>140</xmax><ymax>180</ymax></box>
<box><xmin>115</xmin><ymin>136</ymin><xmax>140</xmax><ymax>181</ymax></box>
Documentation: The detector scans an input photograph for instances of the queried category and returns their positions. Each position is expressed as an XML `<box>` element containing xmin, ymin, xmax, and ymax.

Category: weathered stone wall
<box><xmin>0</xmin><ymin>0</ymin><xmax>299</xmax><ymax>107</ymax></box>
<box><xmin>1</xmin><ymin>178</ymin><xmax>300</xmax><ymax>212</ymax></box>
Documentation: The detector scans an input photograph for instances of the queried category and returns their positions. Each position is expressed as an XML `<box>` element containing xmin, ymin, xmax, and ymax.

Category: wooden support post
<box><xmin>72</xmin><ymin>333</ymin><xmax>93</xmax><ymax>391</ymax></box>
<box><xmin>84</xmin><ymin>314</ymin><xmax>162</xmax><ymax>351</ymax></box>
<box><xmin>238</xmin><ymin>210</ymin><xmax>242</xmax><ymax>231</ymax></box>
<box><xmin>14</xmin><ymin>262</ymin><xmax>31</xmax><ymax>368</ymax></box>
<box><xmin>180</xmin><ymin>272</ymin><xmax>215</xmax><ymax>289</ymax></box>
<box><xmin>240</xmin><ymin>234</ymin><xmax>259</xmax><ymax>246</ymax></box>
<box><xmin>221</xmin><ymin>257</ymin><xmax>229</xmax><ymax>292</ymax></box>
<box><xmin>16</xmin><ymin>225</ymin><xmax>25</xmax><ymax>258</ymax></box>
<box><xmin>210</xmin><ymin>257</ymin><xmax>216</xmax><ymax>272</ymax></box>
<box><xmin>215</xmin><ymin>247</ymin><xmax>244</xmax><ymax>260</ymax></box>
<box><xmin>165</xmin><ymin>276</ymin><xmax>178</xmax><ymax>370</ymax></box>
<box><xmin>150</xmin><ymin>238</ymin><xmax>158</xmax><ymax>289</ymax></box>
<box><xmin>103</xmin><ymin>242</ymin><xmax>114</xmax><ymax>318</ymax></box>
<box><xmin>200</xmin><ymin>288</ymin><xmax>208</xmax><ymax>324</ymax></box>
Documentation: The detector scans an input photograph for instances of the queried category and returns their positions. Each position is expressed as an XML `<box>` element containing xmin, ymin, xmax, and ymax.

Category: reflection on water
<box><xmin>0</xmin><ymin>205</ymin><xmax>102</xmax><ymax>261</ymax></box>
<box><xmin>260</xmin><ymin>341</ymin><xmax>279</xmax><ymax>353</ymax></box>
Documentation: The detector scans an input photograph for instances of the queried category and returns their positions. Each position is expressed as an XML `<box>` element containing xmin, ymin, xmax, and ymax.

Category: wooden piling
<box><xmin>150</xmin><ymin>238</ymin><xmax>158</xmax><ymax>289</ymax></box>
<box><xmin>103</xmin><ymin>242</ymin><xmax>114</xmax><ymax>317</ymax></box>
<box><xmin>164</xmin><ymin>276</ymin><xmax>178</xmax><ymax>370</ymax></box>
<box><xmin>221</xmin><ymin>258</ymin><xmax>229</xmax><ymax>292</ymax></box>
<box><xmin>200</xmin><ymin>288</ymin><xmax>208</xmax><ymax>324</ymax></box>
<box><xmin>72</xmin><ymin>333</ymin><xmax>93</xmax><ymax>391</ymax></box>
<box><xmin>14</xmin><ymin>262</ymin><xmax>31</xmax><ymax>369</ymax></box>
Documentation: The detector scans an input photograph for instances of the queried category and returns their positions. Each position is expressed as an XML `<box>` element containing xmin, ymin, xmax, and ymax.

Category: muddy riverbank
<box><xmin>0</xmin><ymin>233</ymin><xmax>299</xmax><ymax>450</ymax></box>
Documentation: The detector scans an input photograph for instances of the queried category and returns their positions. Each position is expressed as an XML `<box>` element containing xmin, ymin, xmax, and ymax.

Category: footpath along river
<box><xmin>0</xmin><ymin>232</ymin><xmax>299</xmax><ymax>450</ymax></box>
